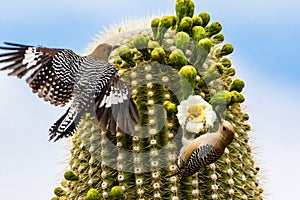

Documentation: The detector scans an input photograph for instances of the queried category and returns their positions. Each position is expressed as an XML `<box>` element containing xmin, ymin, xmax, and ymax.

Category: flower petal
<box><xmin>186</xmin><ymin>122</ymin><xmax>203</xmax><ymax>133</ymax></box>
<box><xmin>177</xmin><ymin>95</ymin><xmax>216</xmax><ymax>133</ymax></box>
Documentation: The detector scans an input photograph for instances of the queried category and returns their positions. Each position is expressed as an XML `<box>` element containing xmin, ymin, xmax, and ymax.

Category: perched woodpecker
<box><xmin>0</xmin><ymin>42</ymin><xmax>139</xmax><ymax>141</ymax></box>
<box><xmin>175</xmin><ymin>112</ymin><xmax>235</xmax><ymax>179</ymax></box>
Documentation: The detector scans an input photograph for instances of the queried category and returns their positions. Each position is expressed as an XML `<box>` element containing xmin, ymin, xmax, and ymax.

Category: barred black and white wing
<box><xmin>95</xmin><ymin>74</ymin><xmax>139</xmax><ymax>135</ymax></box>
<box><xmin>0</xmin><ymin>42</ymin><xmax>79</xmax><ymax>106</ymax></box>
<box><xmin>179</xmin><ymin>144</ymin><xmax>223</xmax><ymax>179</ymax></box>
<box><xmin>0</xmin><ymin>42</ymin><xmax>139</xmax><ymax>142</ymax></box>
<box><xmin>47</xmin><ymin>56</ymin><xmax>118</xmax><ymax>141</ymax></box>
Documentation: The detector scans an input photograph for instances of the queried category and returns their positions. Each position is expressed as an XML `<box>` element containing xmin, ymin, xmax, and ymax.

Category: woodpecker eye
<box><xmin>223</xmin><ymin>127</ymin><xmax>227</xmax><ymax>131</ymax></box>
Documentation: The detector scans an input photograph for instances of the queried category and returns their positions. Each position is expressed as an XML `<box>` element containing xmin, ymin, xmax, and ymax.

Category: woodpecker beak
<box><xmin>112</xmin><ymin>45</ymin><xmax>120</xmax><ymax>51</ymax></box>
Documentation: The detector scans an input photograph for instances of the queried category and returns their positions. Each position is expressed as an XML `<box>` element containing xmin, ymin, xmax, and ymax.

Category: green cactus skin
<box><xmin>52</xmin><ymin>1</ymin><xmax>264</xmax><ymax>199</ymax></box>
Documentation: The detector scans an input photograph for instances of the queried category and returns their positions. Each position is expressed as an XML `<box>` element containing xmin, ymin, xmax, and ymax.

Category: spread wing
<box><xmin>0</xmin><ymin>42</ymin><xmax>81</xmax><ymax>106</ymax></box>
<box><xmin>95</xmin><ymin>74</ymin><xmax>139</xmax><ymax>135</ymax></box>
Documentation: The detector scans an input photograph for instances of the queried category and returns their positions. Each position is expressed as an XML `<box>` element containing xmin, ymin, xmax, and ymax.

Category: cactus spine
<box><xmin>52</xmin><ymin>0</ymin><xmax>264</xmax><ymax>199</ymax></box>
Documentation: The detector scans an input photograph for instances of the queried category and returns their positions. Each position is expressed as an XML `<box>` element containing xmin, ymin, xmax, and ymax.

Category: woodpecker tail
<box><xmin>49</xmin><ymin>107</ymin><xmax>83</xmax><ymax>142</ymax></box>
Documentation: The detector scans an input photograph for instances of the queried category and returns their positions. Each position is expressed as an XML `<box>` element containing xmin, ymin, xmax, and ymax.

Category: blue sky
<box><xmin>0</xmin><ymin>0</ymin><xmax>299</xmax><ymax>199</ymax></box>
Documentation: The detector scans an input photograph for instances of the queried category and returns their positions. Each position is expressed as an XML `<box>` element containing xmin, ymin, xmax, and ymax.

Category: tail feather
<box><xmin>49</xmin><ymin>107</ymin><xmax>81</xmax><ymax>142</ymax></box>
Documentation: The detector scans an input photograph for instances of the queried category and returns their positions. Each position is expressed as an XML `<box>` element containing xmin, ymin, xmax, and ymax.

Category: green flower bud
<box><xmin>226</xmin><ymin>68</ymin><xmax>236</xmax><ymax>76</ymax></box>
<box><xmin>179</xmin><ymin>65</ymin><xmax>197</xmax><ymax>88</ymax></box>
<box><xmin>243</xmin><ymin>113</ymin><xmax>250</xmax><ymax>121</ymax></box>
<box><xmin>209</xmin><ymin>90</ymin><xmax>233</xmax><ymax>111</ymax></box>
<box><xmin>212</xmin><ymin>33</ymin><xmax>224</xmax><ymax>44</ymax></box>
<box><xmin>159</xmin><ymin>16</ymin><xmax>173</xmax><ymax>29</ymax></box>
<box><xmin>221</xmin><ymin>58</ymin><xmax>232</xmax><ymax>68</ymax></box>
<box><xmin>230</xmin><ymin>91</ymin><xmax>245</xmax><ymax>104</ymax></box>
<box><xmin>163</xmin><ymin>101</ymin><xmax>177</xmax><ymax>113</ymax></box>
<box><xmin>157</xmin><ymin>16</ymin><xmax>173</xmax><ymax>43</ymax></box>
<box><xmin>180</xmin><ymin>17</ymin><xmax>193</xmax><ymax>33</ymax></box>
<box><xmin>216</xmin><ymin>43</ymin><xmax>234</xmax><ymax>58</ymax></box>
<box><xmin>148</xmin><ymin>41</ymin><xmax>161</xmax><ymax>49</ymax></box>
<box><xmin>151</xmin><ymin>18</ymin><xmax>160</xmax><ymax>28</ymax></box>
<box><xmin>205</xmin><ymin>22</ymin><xmax>222</xmax><ymax>37</ymax></box>
<box><xmin>54</xmin><ymin>187</ymin><xmax>66</xmax><ymax>197</ymax></box>
<box><xmin>175</xmin><ymin>31</ymin><xmax>190</xmax><ymax>53</ymax></box>
<box><xmin>118</xmin><ymin>47</ymin><xmax>133</xmax><ymax>62</ymax></box>
<box><xmin>214</xmin><ymin>62</ymin><xmax>225</xmax><ymax>74</ymax></box>
<box><xmin>176</xmin><ymin>0</ymin><xmax>195</xmax><ymax>24</ymax></box>
<box><xmin>192</xmin><ymin>16</ymin><xmax>203</xmax><ymax>26</ymax></box>
<box><xmin>199</xmin><ymin>12</ymin><xmax>210</xmax><ymax>27</ymax></box>
<box><xmin>151</xmin><ymin>18</ymin><xmax>160</xmax><ymax>38</ymax></box>
<box><xmin>230</xmin><ymin>79</ymin><xmax>245</xmax><ymax>92</ymax></box>
<box><xmin>192</xmin><ymin>26</ymin><xmax>206</xmax><ymax>42</ymax></box>
<box><xmin>64</xmin><ymin>170</ymin><xmax>79</xmax><ymax>181</ymax></box>
<box><xmin>198</xmin><ymin>38</ymin><xmax>212</xmax><ymax>53</ymax></box>
<box><xmin>133</xmin><ymin>35</ymin><xmax>149</xmax><ymax>50</ymax></box>
<box><xmin>86</xmin><ymin>188</ymin><xmax>101</xmax><ymax>200</ymax></box>
<box><xmin>110</xmin><ymin>186</ymin><xmax>124</xmax><ymax>199</ymax></box>
<box><xmin>170</xmin><ymin>15</ymin><xmax>178</xmax><ymax>29</ymax></box>
<box><xmin>113</xmin><ymin>57</ymin><xmax>123</xmax><ymax>66</ymax></box>
<box><xmin>51</xmin><ymin>198</ymin><xmax>59</xmax><ymax>200</ymax></box>
<box><xmin>169</xmin><ymin>49</ymin><xmax>188</xmax><ymax>68</ymax></box>
<box><xmin>151</xmin><ymin>48</ymin><xmax>166</xmax><ymax>62</ymax></box>
<box><xmin>244</xmin><ymin>124</ymin><xmax>251</xmax><ymax>131</ymax></box>
<box><xmin>259</xmin><ymin>188</ymin><xmax>264</xmax><ymax>194</ymax></box>
<box><xmin>186</xmin><ymin>0</ymin><xmax>195</xmax><ymax>17</ymax></box>
<box><xmin>225</xmin><ymin>77</ymin><xmax>233</xmax><ymax>88</ymax></box>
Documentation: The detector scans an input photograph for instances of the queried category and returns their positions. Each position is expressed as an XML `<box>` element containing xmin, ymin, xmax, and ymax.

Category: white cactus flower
<box><xmin>177</xmin><ymin>95</ymin><xmax>216</xmax><ymax>133</ymax></box>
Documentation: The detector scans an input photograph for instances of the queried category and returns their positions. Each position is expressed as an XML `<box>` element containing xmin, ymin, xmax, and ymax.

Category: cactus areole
<box><xmin>51</xmin><ymin>0</ymin><xmax>264</xmax><ymax>199</ymax></box>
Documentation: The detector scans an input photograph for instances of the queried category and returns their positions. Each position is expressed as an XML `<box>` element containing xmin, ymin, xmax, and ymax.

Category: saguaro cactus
<box><xmin>52</xmin><ymin>0</ymin><xmax>264</xmax><ymax>199</ymax></box>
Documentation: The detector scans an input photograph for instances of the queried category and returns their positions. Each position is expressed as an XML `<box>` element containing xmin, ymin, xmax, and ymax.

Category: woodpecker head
<box><xmin>90</xmin><ymin>43</ymin><xmax>119</xmax><ymax>62</ymax></box>
<box><xmin>216</xmin><ymin>112</ymin><xmax>235</xmax><ymax>145</ymax></box>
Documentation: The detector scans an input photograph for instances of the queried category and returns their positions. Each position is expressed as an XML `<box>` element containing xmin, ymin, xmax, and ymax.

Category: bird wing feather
<box><xmin>180</xmin><ymin>144</ymin><xmax>223</xmax><ymax>178</ymax></box>
<box><xmin>95</xmin><ymin>74</ymin><xmax>139</xmax><ymax>135</ymax></box>
<box><xmin>0</xmin><ymin>42</ymin><xmax>81</xmax><ymax>106</ymax></box>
